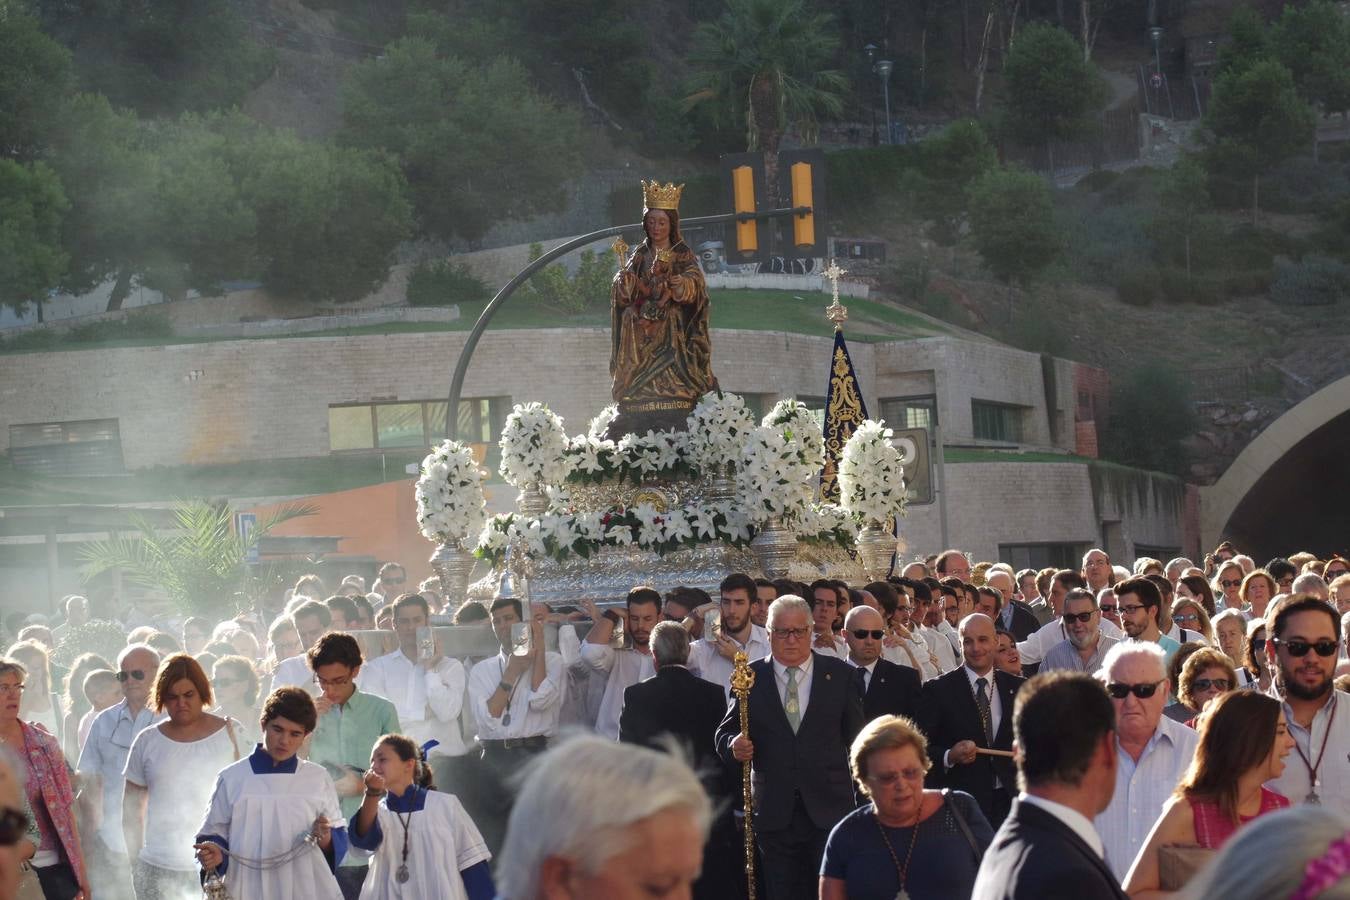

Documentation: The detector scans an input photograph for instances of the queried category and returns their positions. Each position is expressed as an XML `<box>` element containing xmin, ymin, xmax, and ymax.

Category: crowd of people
<box><xmin>0</xmin><ymin>546</ymin><xmax>1348</xmax><ymax>899</ymax></box>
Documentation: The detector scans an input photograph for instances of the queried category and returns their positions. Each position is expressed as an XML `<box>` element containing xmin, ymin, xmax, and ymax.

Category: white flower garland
<box><xmin>737</xmin><ymin>425</ymin><xmax>817</xmax><ymax>526</ymax></box>
<box><xmin>685</xmin><ymin>391</ymin><xmax>756</xmax><ymax>475</ymax></box>
<box><xmin>839</xmin><ymin>419</ymin><xmax>908</xmax><ymax>526</ymax></box>
<box><xmin>414</xmin><ymin>440</ymin><xmax>487</xmax><ymax>545</ymax></box>
<box><xmin>498</xmin><ymin>402</ymin><xmax>573</xmax><ymax>488</ymax></box>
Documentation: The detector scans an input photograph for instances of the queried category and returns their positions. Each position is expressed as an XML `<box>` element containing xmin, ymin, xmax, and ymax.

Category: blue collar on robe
<box><xmin>386</xmin><ymin>784</ymin><xmax>429</xmax><ymax>813</ymax></box>
<box><xmin>249</xmin><ymin>743</ymin><xmax>300</xmax><ymax>774</ymax></box>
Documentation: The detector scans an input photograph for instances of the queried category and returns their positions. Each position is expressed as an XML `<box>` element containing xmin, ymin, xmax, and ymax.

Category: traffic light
<box><xmin>780</xmin><ymin>148</ymin><xmax>826</xmax><ymax>258</ymax></box>
<box><xmin>720</xmin><ymin>152</ymin><xmax>765</xmax><ymax>263</ymax></box>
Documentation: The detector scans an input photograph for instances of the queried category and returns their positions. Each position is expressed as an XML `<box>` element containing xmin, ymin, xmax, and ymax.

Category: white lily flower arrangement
<box><xmin>737</xmin><ymin>424</ymin><xmax>816</xmax><ymax>526</ymax></box>
<box><xmin>797</xmin><ymin>502</ymin><xmax>861</xmax><ymax>549</ymax></box>
<box><xmin>685</xmin><ymin>391</ymin><xmax>756</xmax><ymax>475</ymax></box>
<box><xmin>839</xmin><ymin>419</ymin><xmax>908</xmax><ymax>526</ymax></box>
<box><xmin>414</xmin><ymin>440</ymin><xmax>487</xmax><ymax>545</ymax></box>
<box><xmin>763</xmin><ymin>399</ymin><xmax>827</xmax><ymax>469</ymax></box>
<box><xmin>499</xmin><ymin>402</ymin><xmax>573</xmax><ymax>488</ymax></box>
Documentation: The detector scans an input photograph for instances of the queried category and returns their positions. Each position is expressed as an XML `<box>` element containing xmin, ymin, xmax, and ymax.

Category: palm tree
<box><xmin>685</xmin><ymin>0</ymin><xmax>848</xmax><ymax>197</ymax></box>
<box><xmin>79</xmin><ymin>498</ymin><xmax>316</xmax><ymax>619</ymax></box>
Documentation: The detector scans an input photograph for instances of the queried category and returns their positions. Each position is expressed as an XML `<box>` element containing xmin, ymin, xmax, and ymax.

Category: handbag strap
<box><xmin>942</xmin><ymin>788</ymin><xmax>982</xmax><ymax>862</ymax></box>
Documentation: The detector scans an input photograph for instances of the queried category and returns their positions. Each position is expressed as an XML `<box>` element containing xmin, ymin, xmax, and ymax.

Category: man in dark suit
<box><xmin>620</xmin><ymin>620</ymin><xmax>740</xmax><ymax>900</ymax></box>
<box><xmin>972</xmin><ymin>672</ymin><xmax>1126</xmax><ymax>900</ymax></box>
<box><xmin>918</xmin><ymin>613</ymin><xmax>1023</xmax><ymax>827</ymax></box>
<box><xmin>842</xmin><ymin>605</ymin><xmax>922</xmax><ymax>724</ymax></box>
<box><xmin>715</xmin><ymin>595</ymin><xmax>864</xmax><ymax>900</ymax></box>
<box><xmin>987</xmin><ymin>570</ymin><xmax>1043</xmax><ymax>642</ymax></box>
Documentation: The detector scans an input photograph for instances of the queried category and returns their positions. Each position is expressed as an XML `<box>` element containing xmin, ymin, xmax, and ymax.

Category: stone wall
<box><xmin>0</xmin><ymin>331</ymin><xmax>1080</xmax><ymax>467</ymax></box>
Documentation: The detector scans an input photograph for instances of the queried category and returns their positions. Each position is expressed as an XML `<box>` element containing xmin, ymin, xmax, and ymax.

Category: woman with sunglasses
<box><xmin>1123</xmin><ymin>691</ymin><xmax>1294</xmax><ymax>897</ymax></box>
<box><xmin>1212</xmin><ymin>561</ymin><xmax>1246</xmax><ymax>613</ymax></box>
<box><xmin>1243</xmin><ymin>621</ymin><xmax>1271</xmax><ymax>693</ymax></box>
<box><xmin>1175</xmin><ymin>649</ymin><xmax>1237</xmax><ymax>727</ymax></box>
<box><xmin>0</xmin><ymin>658</ymin><xmax>89</xmax><ymax>900</ymax></box>
<box><xmin>1169</xmin><ymin>599</ymin><xmax>1213</xmax><ymax>646</ymax></box>
<box><xmin>212</xmin><ymin>656</ymin><xmax>262</xmax><ymax>747</ymax></box>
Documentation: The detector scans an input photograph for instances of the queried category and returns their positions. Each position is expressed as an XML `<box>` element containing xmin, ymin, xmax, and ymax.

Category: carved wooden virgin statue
<box><xmin>608</xmin><ymin>180</ymin><xmax>718</xmax><ymax>437</ymax></box>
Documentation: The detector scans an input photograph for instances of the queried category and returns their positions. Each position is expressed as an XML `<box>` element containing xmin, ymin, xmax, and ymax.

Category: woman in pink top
<box><xmin>1123</xmin><ymin>691</ymin><xmax>1295</xmax><ymax>897</ymax></box>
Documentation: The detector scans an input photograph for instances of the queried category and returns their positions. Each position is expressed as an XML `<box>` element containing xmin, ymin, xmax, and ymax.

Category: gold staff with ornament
<box><xmin>730</xmin><ymin>651</ymin><xmax>757</xmax><ymax>900</ymax></box>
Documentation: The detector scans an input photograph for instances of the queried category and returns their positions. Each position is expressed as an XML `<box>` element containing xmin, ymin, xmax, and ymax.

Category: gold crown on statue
<box><xmin>642</xmin><ymin>180</ymin><xmax>684</xmax><ymax>211</ymax></box>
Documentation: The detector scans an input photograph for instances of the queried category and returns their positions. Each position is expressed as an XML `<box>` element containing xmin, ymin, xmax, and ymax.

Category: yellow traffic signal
<box><xmin>731</xmin><ymin>164</ymin><xmax>758</xmax><ymax>254</ymax></box>
<box><xmin>790</xmin><ymin>161</ymin><xmax>814</xmax><ymax>248</ymax></box>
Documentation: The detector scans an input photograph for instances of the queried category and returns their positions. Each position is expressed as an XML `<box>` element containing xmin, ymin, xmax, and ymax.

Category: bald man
<box><xmin>918</xmin><ymin>614</ymin><xmax>1024</xmax><ymax>827</ymax></box>
<box><xmin>843</xmin><ymin>606</ymin><xmax>921</xmax><ymax>725</ymax></box>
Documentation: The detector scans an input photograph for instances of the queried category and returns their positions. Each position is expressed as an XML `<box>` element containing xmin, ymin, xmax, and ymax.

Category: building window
<box><xmin>328</xmin><ymin>398</ymin><xmax>510</xmax><ymax>453</ymax></box>
<box><xmin>796</xmin><ymin>395</ymin><xmax>827</xmax><ymax>429</ymax></box>
<box><xmin>999</xmin><ymin>543</ymin><xmax>1082</xmax><ymax>571</ymax></box>
<box><xmin>879</xmin><ymin>396</ymin><xmax>937</xmax><ymax>431</ymax></box>
<box><xmin>9</xmin><ymin>418</ymin><xmax>124</xmax><ymax>475</ymax></box>
<box><xmin>971</xmin><ymin>400</ymin><xmax>1024</xmax><ymax>443</ymax></box>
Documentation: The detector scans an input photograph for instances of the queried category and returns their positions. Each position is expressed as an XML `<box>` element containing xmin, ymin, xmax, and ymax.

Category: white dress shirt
<box><xmin>359</xmin><ymin>648</ymin><xmax>468</xmax><ymax>757</ymax></box>
<box><xmin>579</xmin><ymin>642</ymin><xmax>655</xmax><ymax>740</ymax></box>
<box><xmin>1018</xmin><ymin>617</ymin><xmax>1124</xmax><ymax>665</ymax></box>
<box><xmin>773</xmin><ymin>654</ymin><xmax>815</xmax><ymax>722</ymax></box>
<box><xmin>811</xmin><ymin>632</ymin><xmax>849</xmax><ymax>658</ymax></box>
<box><xmin>919</xmin><ymin>623</ymin><xmax>958</xmax><ymax>673</ymax></box>
<box><xmin>467</xmin><ymin>650</ymin><xmax>566</xmax><ymax>741</ymax></box>
<box><xmin>688</xmin><ymin>624</ymin><xmax>770</xmax><ymax>696</ymax></box>
<box><xmin>883</xmin><ymin>633</ymin><xmax>940</xmax><ymax>681</ymax></box>
<box><xmin>1018</xmin><ymin>794</ymin><xmax>1106</xmax><ymax>858</ymax></box>
<box><xmin>1094</xmin><ymin>714</ymin><xmax>1199</xmax><ymax>881</ymax></box>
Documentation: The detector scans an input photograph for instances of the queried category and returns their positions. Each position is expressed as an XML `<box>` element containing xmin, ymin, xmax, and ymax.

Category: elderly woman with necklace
<box><xmin>821</xmin><ymin>715</ymin><xmax>993</xmax><ymax>900</ymax></box>
<box><xmin>349</xmin><ymin>733</ymin><xmax>493</xmax><ymax>899</ymax></box>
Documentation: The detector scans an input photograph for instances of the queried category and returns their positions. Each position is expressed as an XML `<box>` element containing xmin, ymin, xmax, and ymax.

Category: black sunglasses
<box><xmin>0</xmin><ymin>807</ymin><xmax>29</xmax><ymax>846</ymax></box>
<box><xmin>1192</xmin><ymin>678</ymin><xmax>1231</xmax><ymax>692</ymax></box>
<box><xmin>1106</xmin><ymin>680</ymin><xmax>1164</xmax><ymax>700</ymax></box>
<box><xmin>851</xmin><ymin>629</ymin><xmax>886</xmax><ymax>640</ymax></box>
<box><xmin>1099</xmin><ymin>603</ymin><xmax>1118</xmax><ymax>613</ymax></box>
<box><xmin>1252</xmin><ymin>638</ymin><xmax>1267</xmax><ymax>653</ymax></box>
<box><xmin>1062</xmin><ymin>611</ymin><xmax>1094</xmax><ymax>624</ymax></box>
<box><xmin>1271</xmin><ymin>638</ymin><xmax>1339</xmax><ymax>658</ymax></box>
<box><xmin>116</xmin><ymin>670</ymin><xmax>147</xmax><ymax>683</ymax></box>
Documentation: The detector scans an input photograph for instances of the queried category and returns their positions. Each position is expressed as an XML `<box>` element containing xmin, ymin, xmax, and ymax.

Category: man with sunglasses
<box><xmin>1093</xmin><ymin>642</ymin><xmax>1198</xmax><ymax>882</ymax></box>
<box><xmin>843</xmin><ymin>605</ymin><xmax>921</xmax><ymax>725</ymax></box>
<box><xmin>374</xmin><ymin>562</ymin><xmax>407</xmax><ymax>605</ymax></box>
<box><xmin>76</xmin><ymin>644</ymin><xmax>161</xmax><ymax>900</ymax></box>
<box><xmin>1264</xmin><ymin>594</ymin><xmax>1350</xmax><ymax>815</ymax></box>
<box><xmin>1040</xmin><ymin>590</ymin><xmax>1119</xmax><ymax>674</ymax></box>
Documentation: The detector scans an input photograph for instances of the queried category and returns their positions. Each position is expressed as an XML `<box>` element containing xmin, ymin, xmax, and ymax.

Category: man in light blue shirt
<box><xmin>77</xmin><ymin>644</ymin><xmax>160</xmax><ymax>900</ymax></box>
<box><xmin>1093</xmin><ymin>641</ymin><xmax>1198</xmax><ymax>882</ymax></box>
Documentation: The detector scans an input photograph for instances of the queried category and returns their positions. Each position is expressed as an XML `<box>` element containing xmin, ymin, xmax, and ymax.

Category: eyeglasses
<box><xmin>1271</xmin><ymin>638</ymin><xmax>1339</xmax><ymax>658</ymax></box>
<box><xmin>1192</xmin><ymin>678</ymin><xmax>1230</xmax><ymax>692</ymax></box>
<box><xmin>384</xmin><ymin>576</ymin><xmax>406</xmax><ymax>585</ymax></box>
<box><xmin>0</xmin><ymin>807</ymin><xmax>29</xmax><ymax>846</ymax></box>
<box><xmin>1099</xmin><ymin>604</ymin><xmax>1118</xmax><ymax>614</ymax></box>
<box><xmin>1062</xmin><ymin>611</ymin><xmax>1095</xmax><ymax>624</ymax></box>
<box><xmin>1174</xmin><ymin>613</ymin><xmax>1199</xmax><ymax>624</ymax></box>
<box><xmin>314</xmin><ymin>674</ymin><xmax>353</xmax><ymax>688</ymax></box>
<box><xmin>1118</xmin><ymin>604</ymin><xmax>1147</xmax><ymax>615</ymax></box>
<box><xmin>772</xmin><ymin>627</ymin><xmax>810</xmax><ymax>640</ymax></box>
<box><xmin>1220</xmin><ymin>579</ymin><xmax>1242</xmax><ymax>588</ymax></box>
<box><xmin>117</xmin><ymin>670</ymin><xmax>147</xmax><ymax>683</ymax></box>
<box><xmin>1105</xmin><ymin>680</ymin><xmax>1164</xmax><ymax>700</ymax></box>
<box><xmin>864</xmin><ymin>768</ymin><xmax>925</xmax><ymax>786</ymax></box>
<box><xmin>850</xmin><ymin>629</ymin><xmax>886</xmax><ymax>640</ymax></box>
<box><xmin>0</xmin><ymin>684</ymin><xmax>24</xmax><ymax>696</ymax></box>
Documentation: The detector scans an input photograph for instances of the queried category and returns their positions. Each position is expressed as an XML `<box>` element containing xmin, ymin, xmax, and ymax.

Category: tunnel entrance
<box><xmin>1221</xmin><ymin>408</ymin><xmax>1350</xmax><ymax>561</ymax></box>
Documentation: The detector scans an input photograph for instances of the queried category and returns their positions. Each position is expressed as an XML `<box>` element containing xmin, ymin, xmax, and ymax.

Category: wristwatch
<box><xmin>498</xmin><ymin>680</ymin><xmax>512</xmax><ymax>694</ymax></box>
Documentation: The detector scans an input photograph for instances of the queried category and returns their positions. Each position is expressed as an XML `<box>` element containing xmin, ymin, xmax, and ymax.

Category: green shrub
<box><xmin>824</xmin><ymin>146</ymin><xmax>920</xmax><ymax>212</ymax></box>
<box><xmin>0</xmin><ymin>328</ymin><xmax>58</xmax><ymax>352</ymax></box>
<box><xmin>1101</xmin><ymin>362</ymin><xmax>1196</xmax><ymax>477</ymax></box>
<box><xmin>882</xmin><ymin>256</ymin><xmax>933</xmax><ymax>304</ymax></box>
<box><xmin>517</xmin><ymin>245</ymin><xmax>613</xmax><ymax>314</ymax></box>
<box><xmin>1270</xmin><ymin>254</ymin><xmax>1350</xmax><ymax>306</ymax></box>
<box><xmin>1158</xmin><ymin>268</ymin><xmax>1224</xmax><ymax>305</ymax></box>
<box><xmin>1220</xmin><ymin>269</ymin><xmax>1274</xmax><ymax>297</ymax></box>
<box><xmin>1115</xmin><ymin>268</ymin><xmax>1160</xmax><ymax>306</ymax></box>
<box><xmin>65</xmin><ymin>313</ymin><xmax>172</xmax><ymax>343</ymax></box>
<box><xmin>406</xmin><ymin>260</ymin><xmax>491</xmax><ymax>308</ymax></box>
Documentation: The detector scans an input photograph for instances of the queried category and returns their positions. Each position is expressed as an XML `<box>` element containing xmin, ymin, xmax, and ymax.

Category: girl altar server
<box><xmin>193</xmin><ymin>687</ymin><xmax>347</xmax><ymax>900</ymax></box>
<box><xmin>349</xmin><ymin>734</ymin><xmax>493</xmax><ymax>899</ymax></box>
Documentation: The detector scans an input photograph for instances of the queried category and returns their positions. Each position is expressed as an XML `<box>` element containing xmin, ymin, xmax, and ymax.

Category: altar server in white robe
<box><xmin>193</xmin><ymin>687</ymin><xmax>347</xmax><ymax>900</ymax></box>
<box><xmin>349</xmin><ymin>733</ymin><xmax>493</xmax><ymax>900</ymax></box>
